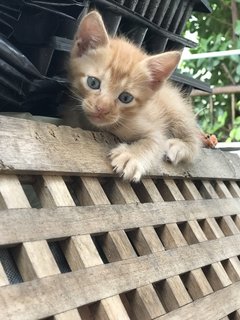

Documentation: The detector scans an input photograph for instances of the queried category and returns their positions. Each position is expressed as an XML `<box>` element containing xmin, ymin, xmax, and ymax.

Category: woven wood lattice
<box><xmin>0</xmin><ymin>116</ymin><xmax>240</xmax><ymax>320</ymax></box>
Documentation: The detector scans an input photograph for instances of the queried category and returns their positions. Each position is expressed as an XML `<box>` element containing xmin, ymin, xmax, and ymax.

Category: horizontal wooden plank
<box><xmin>0</xmin><ymin>198</ymin><xmax>239</xmax><ymax>246</ymax></box>
<box><xmin>0</xmin><ymin>116</ymin><xmax>240</xmax><ymax>179</ymax></box>
<box><xmin>1</xmin><ymin>235</ymin><xmax>240</xmax><ymax>320</ymax></box>
<box><xmin>157</xmin><ymin>282</ymin><xmax>240</xmax><ymax>320</ymax></box>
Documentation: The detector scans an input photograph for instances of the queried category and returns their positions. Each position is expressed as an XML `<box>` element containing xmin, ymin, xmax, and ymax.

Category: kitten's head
<box><xmin>69</xmin><ymin>11</ymin><xmax>181</xmax><ymax>128</ymax></box>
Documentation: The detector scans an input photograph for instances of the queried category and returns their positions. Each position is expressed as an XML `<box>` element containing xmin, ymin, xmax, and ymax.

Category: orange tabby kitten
<box><xmin>65</xmin><ymin>11</ymin><xmax>201</xmax><ymax>181</ymax></box>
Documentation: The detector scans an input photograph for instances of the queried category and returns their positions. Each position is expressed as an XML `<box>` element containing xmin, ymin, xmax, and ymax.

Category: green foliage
<box><xmin>181</xmin><ymin>0</ymin><xmax>240</xmax><ymax>141</ymax></box>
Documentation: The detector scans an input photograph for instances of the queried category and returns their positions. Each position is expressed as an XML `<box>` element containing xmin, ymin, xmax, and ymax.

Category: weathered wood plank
<box><xmin>110</xmin><ymin>179</ymin><xmax>169</xmax><ymax>320</ymax></box>
<box><xmin>0</xmin><ymin>263</ymin><xmax>8</xmax><ymax>286</ymax></box>
<box><xmin>222</xmin><ymin>257</ymin><xmax>240</xmax><ymax>282</ymax></box>
<box><xmin>34</xmin><ymin>176</ymin><xmax>87</xmax><ymax>320</ymax></box>
<box><xmin>59</xmin><ymin>177</ymin><xmax>130</xmax><ymax>320</ymax></box>
<box><xmin>156</xmin><ymin>179</ymin><xmax>213</xmax><ymax>305</ymax></box>
<box><xmin>0</xmin><ymin>116</ymin><xmax>239</xmax><ymax>179</ymax></box>
<box><xmin>203</xmin><ymin>262</ymin><xmax>232</xmax><ymax>291</ymax></box>
<box><xmin>180</xmin><ymin>268</ymin><xmax>213</xmax><ymax>300</ymax></box>
<box><xmin>1</xmin><ymin>235</ymin><xmax>240</xmax><ymax>320</ymax></box>
<box><xmin>1</xmin><ymin>198</ymin><xmax>239</xmax><ymax>246</ymax></box>
<box><xmin>89</xmin><ymin>177</ymin><xmax>165</xmax><ymax>319</ymax></box>
<box><xmin>156</xmin><ymin>276</ymin><xmax>192</xmax><ymax>311</ymax></box>
<box><xmin>157</xmin><ymin>281</ymin><xmax>240</xmax><ymax>320</ymax></box>
<box><xmin>0</xmin><ymin>175</ymin><xmax>80</xmax><ymax>320</ymax></box>
<box><xmin>178</xmin><ymin>180</ymin><xmax>233</xmax><ymax>299</ymax></box>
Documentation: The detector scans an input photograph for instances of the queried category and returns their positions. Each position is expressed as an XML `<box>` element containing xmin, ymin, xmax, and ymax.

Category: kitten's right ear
<box><xmin>73</xmin><ymin>11</ymin><xmax>109</xmax><ymax>57</ymax></box>
<box><xmin>143</xmin><ymin>51</ymin><xmax>181</xmax><ymax>90</ymax></box>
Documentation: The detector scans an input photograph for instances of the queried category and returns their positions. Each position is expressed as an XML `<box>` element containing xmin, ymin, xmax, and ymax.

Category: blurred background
<box><xmin>181</xmin><ymin>0</ymin><xmax>240</xmax><ymax>142</ymax></box>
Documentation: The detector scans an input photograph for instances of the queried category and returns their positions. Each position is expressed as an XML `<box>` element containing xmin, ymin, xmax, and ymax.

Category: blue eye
<box><xmin>87</xmin><ymin>76</ymin><xmax>101</xmax><ymax>90</ymax></box>
<box><xmin>118</xmin><ymin>92</ymin><xmax>134</xmax><ymax>104</ymax></box>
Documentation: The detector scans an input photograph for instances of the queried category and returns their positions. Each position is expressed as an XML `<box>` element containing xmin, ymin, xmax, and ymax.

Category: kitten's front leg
<box><xmin>109</xmin><ymin>137</ymin><xmax>163</xmax><ymax>182</ymax></box>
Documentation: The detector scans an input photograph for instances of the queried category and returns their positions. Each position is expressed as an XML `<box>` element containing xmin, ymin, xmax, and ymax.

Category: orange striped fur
<box><xmin>65</xmin><ymin>11</ymin><xmax>201</xmax><ymax>181</ymax></box>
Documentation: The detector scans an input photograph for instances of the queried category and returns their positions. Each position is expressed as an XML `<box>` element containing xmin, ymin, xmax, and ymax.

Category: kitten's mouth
<box><xmin>87</xmin><ymin>113</ymin><xmax>117</xmax><ymax>127</ymax></box>
<box><xmin>87</xmin><ymin>113</ymin><xmax>111</xmax><ymax>126</ymax></box>
<box><xmin>88</xmin><ymin>113</ymin><xmax>104</xmax><ymax>122</ymax></box>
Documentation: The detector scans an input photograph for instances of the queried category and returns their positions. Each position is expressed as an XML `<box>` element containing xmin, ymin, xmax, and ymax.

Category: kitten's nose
<box><xmin>95</xmin><ymin>105</ymin><xmax>109</xmax><ymax>115</ymax></box>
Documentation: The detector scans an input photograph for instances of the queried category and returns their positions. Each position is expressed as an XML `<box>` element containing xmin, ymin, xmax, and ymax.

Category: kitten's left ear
<box><xmin>73</xmin><ymin>11</ymin><xmax>109</xmax><ymax>57</ymax></box>
<box><xmin>144</xmin><ymin>51</ymin><xmax>181</xmax><ymax>90</ymax></box>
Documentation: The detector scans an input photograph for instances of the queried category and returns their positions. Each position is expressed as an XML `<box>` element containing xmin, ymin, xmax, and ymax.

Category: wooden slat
<box><xmin>215</xmin><ymin>181</ymin><xmax>234</xmax><ymax>198</ymax></box>
<box><xmin>177</xmin><ymin>180</ymin><xmax>225</xmax><ymax>238</ymax></box>
<box><xmin>13</xmin><ymin>241</ymin><xmax>60</xmax><ymax>280</ymax></box>
<box><xmin>179</xmin><ymin>220</ymin><xmax>207</xmax><ymax>244</ymax></box>
<box><xmin>91</xmin><ymin>296</ymin><xmax>129</xmax><ymax>320</ymax></box>
<box><xmin>0</xmin><ymin>175</ymin><xmax>31</xmax><ymax>209</ymax></box>
<box><xmin>203</xmin><ymin>262</ymin><xmax>232</xmax><ymax>291</ymax></box>
<box><xmin>181</xmin><ymin>180</ymin><xmax>235</xmax><ymax>297</ymax></box>
<box><xmin>0</xmin><ymin>263</ymin><xmax>8</xmax><ymax>286</ymax></box>
<box><xmin>127</xmin><ymin>227</ymin><xmax>165</xmax><ymax>254</ymax></box>
<box><xmin>175</xmin><ymin>180</ymin><xmax>202</xmax><ymax>200</ymax></box>
<box><xmin>35</xmin><ymin>176</ymin><xmax>84</xmax><ymax>320</ymax></box>
<box><xmin>1</xmin><ymin>235</ymin><xmax>240</xmax><ymax>320</ymax></box>
<box><xmin>201</xmin><ymin>181</ymin><xmax>219</xmax><ymax>199</ymax></box>
<box><xmin>178</xmin><ymin>181</ymin><xmax>229</xmax><ymax>304</ymax></box>
<box><xmin>175</xmin><ymin>180</ymin><xmax>229</xmax><ymax>299</ymax></box>
<box><xmin>228</xmin><ymin>181</ymin><xmax>240</xmax><ymax>197</ymax></box>
<box><xmin>73</xmin><ymin>177</ymin><xmax>131</xmax><ymax>319</ymax></box>
<box><xmin>77</xmin><ymin>177</ymin><xmax>110</xmax><ymax>205</ymax></box>
<box><xmin>124</xmin><ymin>285</ymin><xmax>166</xmax><ymax>319</ymax></box>
<box><xmin>102</xmin><ymin>179</ymin><xmax>139</xmax><ymax>204</ymax></box>
<box><xmin>101</xmin><ymin>178</ymin><xmax>166</xmax><ymax>319</ymax></box>
<box><xmin>0</xmin><ymin>175</ymin><xmax>80</xmax><ymax>320</ymax></box>
<box><xmin>157</xmin><ymin>223</ymin><xmax>187</xmax><ymax>249</ymax></box>
<box><xmin>39</xmin><ymin>176</ymin><xmax>130</xmax><ymax>320</ymax></box>
<box><xmin>199</xmin><ymin>218</ymin><xmax>225</xmax><ymax>239</ymax></box>
<box><xmin>157</xmin><ymin>179</ymin><xmax>213</xmax><ymax>303</ymax></box>
<box><xmin>141</xmin><ymin>178</ymin><xmax>164</xmax><ymax>202</ymax></box>
<box><xmin>233</xmin><ymin>310</ymin><xmax>240</xmax><ymax>319</ymax></box>
<box><xmin>180</xmin><ymin>268</ymin><xmax>213</xmax><ymax>300</ymax></box>
<box><xmin>112</xmin><ymin>179</ymin><xmax>191</xmax><ymax>318</ymax></box>
<box><xmin>157</xmin><ymin>282</ymin><xmax>240</xmax><ymax>320</ymax></box>
<box><xmin>221</xmin><ymin>257</ymin><xmax>240</xmax><ymax>283</ymax></box>
<box><xmin>1</xmin><ymin>198</ymin><xmax>240</xmax><ymax>246</ymax></box>
<box><xmin>0</xmin><ymin>116</ymin><xmax>240</xmax><ymax>179</ymax></box>
<box><xmin>155</xmin><ymin>276</ymin><xmax>192</xmax><ymax>311</ymax></box>
<box><xmin>162</xmin><ymin>179</ymin><xmax>185</xmax><ymax>201</ymax></box>
<box><xmin>34</xmin><ymin>175</ymin><xmax>75</xmax><ymax>207</ymax></box>
<box><xmin>234</xmin><ymin>215</ymin><xmax>240</xmax><ymax>230</ymax></box>
<box><xmin>216</xmin><ymin>216</ymin><xmax>240</xmax><ymax>236</ymax></box>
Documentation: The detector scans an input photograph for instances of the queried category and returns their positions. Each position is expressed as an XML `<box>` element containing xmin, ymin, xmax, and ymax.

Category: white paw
<box><xmin>165</xmin><ymin>140</ymin><xmax>188</xmax><ymax>165</ymax></box>
<box><xmin>109</xmin><ymin>144</ymin><xmax>145</xmax><ymax>182</ymax></box>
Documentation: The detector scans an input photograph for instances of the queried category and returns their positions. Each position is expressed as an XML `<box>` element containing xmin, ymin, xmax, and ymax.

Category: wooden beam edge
<box><xmin>0</xmin><ymin>198</ymin><xmax>240</xmax><ymax>246</ymax></box>
<box><xmin>0</xmin><ymin>116</ymin><xmax>239</xmax><ymax>179</ymax></box>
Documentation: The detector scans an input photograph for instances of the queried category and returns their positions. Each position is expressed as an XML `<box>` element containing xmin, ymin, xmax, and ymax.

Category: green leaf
<box><xmin>235</xmin><ymin>20</ymin><xmax>240</xmax><ymax>36</ymax></box>
<box><xmin>236</xmin><ymin>64</ymin><xmax>240</xmax><ymax>75</ymax></box>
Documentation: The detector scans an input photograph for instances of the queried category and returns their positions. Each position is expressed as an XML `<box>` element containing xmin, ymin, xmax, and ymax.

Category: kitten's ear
<box><xmin>144</xmin><ymin>51</ymin><xmax>181</xmax><ymax>90</ymax></box>
<box><xmin>73</xmin><ymin>11</ymin><xmax>109</xmax><ymax>57</ymax></box>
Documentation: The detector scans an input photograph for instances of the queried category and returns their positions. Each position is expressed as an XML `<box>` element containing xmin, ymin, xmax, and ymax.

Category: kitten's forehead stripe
<box><xmin>107</xmin><ymin>38</ymin><xmax>146</xmax><ymax>84</ymax></box>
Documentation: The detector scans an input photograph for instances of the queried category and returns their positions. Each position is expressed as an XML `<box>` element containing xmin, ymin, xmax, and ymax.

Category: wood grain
<box><xmin>0</xmin><ymin>175</ymin><xmax>81</xmax><ymax>320</ymax></box>
<box><xmin>0</xmin><ymin>116</ymin><xmax>239</xmax><ymax>179</ymax></box>
<box><xmin>1</xmin><ymin>234</ymin><xmax>240</xmax><ymax>320</ymax></box>
<box><xmin>1</xmin><ymin>198</ymin><xmax>239</xmax><ymax>246</ymax></box>
<box><xmin>157</xmin><ymin>281</ymin><xmax>240</xmax><ymax>320</ymax></box>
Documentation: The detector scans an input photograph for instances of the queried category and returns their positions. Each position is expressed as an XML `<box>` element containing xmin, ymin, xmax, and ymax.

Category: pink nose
<box><xmin>95</xmin><ymin>105</ymin><xmax>109</xmax><ymax>115</ymax></box>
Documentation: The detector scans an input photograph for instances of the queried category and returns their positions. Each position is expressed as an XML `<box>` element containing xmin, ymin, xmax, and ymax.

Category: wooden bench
<box><xmin>0</xmin><ymin>115</ymin><xmax>240</xmax><ymax>320</ymax></box>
